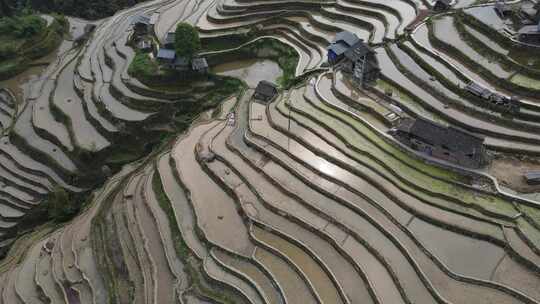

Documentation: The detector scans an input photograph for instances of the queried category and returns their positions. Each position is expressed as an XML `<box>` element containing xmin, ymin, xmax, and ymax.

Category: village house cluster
<box><xmin>131</xmin><ymin>14</ymin><xmax>209</xmax><ymax>75</ymax></box>
<box><xmin>465</xmin><ymin>82</ymin><xmax>520</xmax><ymax>113</ymax></box>
<box><xmin>495</xmin><ymin>0</ymin><xmax>540</xmax><ymax>44</ymax></box>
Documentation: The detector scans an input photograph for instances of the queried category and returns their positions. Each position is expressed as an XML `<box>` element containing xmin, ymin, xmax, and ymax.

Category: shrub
<box><xmin>47</xmin><ymin>186</ymin><xmax>79</xmax><ymax>223</ymax></box>
<box><xmin>0</xmin><ymin>14</ymin><xmax>45</xmax><ymax>38</ymax></box>
<box><xmin>128</xmin><ymin>52</ymin><xmax>159</xmax><ymax>78</ymax></box>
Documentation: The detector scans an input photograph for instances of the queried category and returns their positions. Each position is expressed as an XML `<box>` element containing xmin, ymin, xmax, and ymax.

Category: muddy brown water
<box><xmin>408</xmin><ymin>217</ymin><xmax>506</xmax><ymax>279</ymax></box>
<box><xmin>213</xmin><ymin>248</ymin><xmax>284</xmax><ymax>304</ymax></box>
<box><xmin>172</xmin><ymin>122</ymin><xmax>254</xmax><ymax>257</ymax></box>
<box><xmin>254</xmin><ymin>245</ymin><xmax>319</xmax><ymax>304</ymax></box>
<box><xmin>213</xmin><ymin>59</ymin><xmax>282</xmax><ymax>88</ymax></box>
<box><xmin>253</xmin><ymin>226</ymin><xmax>344</xmax><ymax>304</ymax></box>
<box><xmin>134</xmin><ymin>174</ymin><xmax>177</xmax><ymax>304</ymax></box>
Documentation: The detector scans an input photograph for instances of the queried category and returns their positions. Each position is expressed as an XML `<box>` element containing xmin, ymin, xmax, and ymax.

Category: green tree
<box><xmin>174</xmin><ymin>22</ymin><xmax>201</xmax><ymax>59</ymax></box>
<box><xmin>0</xmin><ymin>0</ymin><xmax>12</xmax><ymax>17</ymax></box>
<box><xmin>47</xmin><ymin>187</ymin><xmax>78</xmax><ymax>222</ymax></box>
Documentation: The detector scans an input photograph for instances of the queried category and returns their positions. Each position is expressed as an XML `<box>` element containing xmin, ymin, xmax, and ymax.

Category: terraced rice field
<box><xmin>1</xmin><ymin>0</ymin><xmax>540</xmax><ymax>303</ymax></box>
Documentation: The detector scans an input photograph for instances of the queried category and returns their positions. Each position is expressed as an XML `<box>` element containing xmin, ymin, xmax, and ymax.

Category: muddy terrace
<box><xmin>1</xmin><ymin>0</ymin><xmax>540</xmax><ymax>303</ymax></box>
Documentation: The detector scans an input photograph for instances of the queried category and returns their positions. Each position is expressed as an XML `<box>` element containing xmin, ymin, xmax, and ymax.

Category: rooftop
<box><xmin>398</xmin><ymin>117</ymin><xmax>484</xmax><ymax>154</ymax></box>
<box><xmin>255</xmin><ymin>80</ymin><xmax>278</xmax><ymax>98</ymax></box>
<box><xmin>131</xmin><ymin>14</ymin><xmax>151</xmax><ymax>25</ymax></box>
<box><xmin>332</xmin><ymin>31</ymin><xmax>360</xmax><ymax>47</ymax></box>
<box><xmin>157</xmin><ymin>48</ymin><xmax>176</xmax><ymax>60</ymax></box>
<box><xmin>192</xmin><ymin>58</ymin><xmax>208</xmax><ymax>70</ymax></box>
<box><xmin>344</xmin><ymin>40</ymin><xmax>372</xmax><ymax>61</ymax></box>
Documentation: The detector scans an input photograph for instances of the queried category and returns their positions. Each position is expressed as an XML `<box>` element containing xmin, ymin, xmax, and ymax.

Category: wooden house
<box><xmin>343</xmin><ymin>41</ymin><xmax>380</xmax><ymax>84</ymax></box>
<box><xmin>253</xmin><ymin>81</ymin><xmax>279</xmax><ymax>103</ymax></box>
<box><xmin>156</xmin><ymin>48</ymin><xmax>176</xmax><ymax>69</ymax></box>
<box><xmin>191</xmin><ymin>58</ymin><xmax>209</xmax><ymax>74</ymax></box>
<box><xmin>131</xmin><ymin>15</ymin><xmax>152</xmax><ymax>35</ymax></box>
<box><xmin>392</xmin><ymin>117</ymin><xmax>487</xmax><ymax>168</ymax></box>
<box><xmin>327</xmin><ymin>31</ymin><xmax>360</xmax><ymax>64</ymax></box>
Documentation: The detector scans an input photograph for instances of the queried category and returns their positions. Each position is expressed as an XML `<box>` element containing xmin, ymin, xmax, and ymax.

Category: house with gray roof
<box><xmin>391</xmin><ymin>117</ymin><xmax>487</xmax><ymax>168</ymax></box>
<box><xmin>253</xmin><ymin>81</ymin><xmax>278</xmax><ymax>103</ymax></box>
<box><xmin>156</xmin><ymin>48</ymin><xmax>176</xmax><ymax>68</ymax></box>
<box><xmin>164</xmin><ymin>32</ymin><xmax>176</xmax><ymax>49</ymax></box>
<box><xmin>327</xmin><ymin>31</ymin><xmax>361</xmax><ymax>64</ymax></box>
<box><xmin>131</xmin><ymin>14</ymin><xmax>152</xmax><ymax>35</ymax></box>
<box><xmin>328</xmin><ymin>31</ymin><xmax>380</xmax><ymax>84</ymax></box>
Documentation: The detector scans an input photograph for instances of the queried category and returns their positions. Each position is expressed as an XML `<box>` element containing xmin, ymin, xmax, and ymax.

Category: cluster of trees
<box><xmin>0</xmin><ymin>0</ymin><xmax>145</xmax><ymax>20</ymax></box>
<box><xmin>0</xmin><ymin>14</ymin><xmax>46</xmax><ymax>38</ymax></box>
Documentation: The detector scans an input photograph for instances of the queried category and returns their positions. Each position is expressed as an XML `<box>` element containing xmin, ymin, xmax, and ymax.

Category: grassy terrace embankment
<box><xmin>0</xmin><ymin>13</ymin><xmax>67</xmax><ymax>80</ymax></box>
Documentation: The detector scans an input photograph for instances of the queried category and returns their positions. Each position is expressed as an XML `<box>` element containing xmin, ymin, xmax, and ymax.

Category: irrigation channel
<box><xmin>1</xmin><ymin>0</ymin><xmax>540</xmax><ymax>303</ymax></box>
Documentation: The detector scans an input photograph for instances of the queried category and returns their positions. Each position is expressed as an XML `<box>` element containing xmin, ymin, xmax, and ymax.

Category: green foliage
<box><xmin>0</xmin><ymin>14</ymin><xmax>45</xmax><ymax>38</ymax></box>
<box><xmin>128</xmin><ymin>52</ymin><xmax>159</xmax><ymax>78</ymax></box>
<box><xmin>47</xmin><ymin>187</ymin><xmax>79</xmax><ymax>223</ymax></box>
<box><xmin>0</xmin><ymin>14</ymin><xmax>66</xmax><ymax>80</ymax></box>
<box><xmin>174</xmin><ymin>23</ymin><xmax>201</xmax><ymax>59</ymax></box>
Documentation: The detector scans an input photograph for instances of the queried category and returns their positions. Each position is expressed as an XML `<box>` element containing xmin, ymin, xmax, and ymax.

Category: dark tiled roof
<box><xmin>192</xmin><ymin>58</ymin><xmax>208</xmax><ymax>70</ymax></box>
<box><xmin>437</xmin><ymin>0</ymin><xmax>452</xmax><ymax>5</ymax></box>
<box><xmin>465</xmin><ymin>82</ymin><xmax>487</xmax><ymax>96</ymax></box>
<box><xmin>131</xmin><ymin>15</ymin><xmax>151</xmax><ymax>25</ymax></box>
<box><xmin>174</xmin><ymin>56</ymin><xmax>190</xmax><ymax>67</ymax></box>
<box><xmin>328</xmin><ymin>42</ymin><xmax>350</xmax><ymax>56</ymax></box>
<box><xmin>332</xmin><ymin>31</ymin><xmax>360</xmax><ymax>48</ymax></box>
<box><xmin>255</xmin><ymin>81</ymin><xmax>278</xmax><ymax>98</ymax></box>
<box><xmin>344</xmin><ymin>40</ymin><xmax>372</xmax><ymax>61</ymax></box>
<box><xmin>165</xmin><ymin>32</ymin><xmax>175</xmax><ymax>45</ymax></box>
<box><xmin>400</xmin><ymin>118</ymin><xmax>484</xmax><ymax>154</ymax></box>
<box><xmin>157</xmin><ymin>48</ymin><xmax>176</xmax><ymax>60</ymax></box>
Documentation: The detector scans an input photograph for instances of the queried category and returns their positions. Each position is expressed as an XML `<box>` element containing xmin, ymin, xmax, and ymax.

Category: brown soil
<box><xmin>489</xmin><ymin>156</ymin><xmax>540</xmax><ymax>193</ymax></box>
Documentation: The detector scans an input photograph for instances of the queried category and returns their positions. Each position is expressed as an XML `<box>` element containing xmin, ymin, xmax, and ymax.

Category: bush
<box><xmin>174</xmin><ymin>23</ymin><xmax>201</xmax><ymax>59</ymax></box>
<box><xmin>0</xmin><ymin>14</ymin><xmax>45</xmax><ymax>38</ymax></box>
<box><xmin>0</xmin><ymin>43</ymin><xmax>16</xmax><ymax>60</ymax></box>
<box><xmin>128</xmin><ymin>52</ymin><xmax>159</xmax><ymax>78</ymax></box>
<box><xmin>47</xmin><ymin>187</ymin><xmax>80</xmax><ymax>223</ymax></box>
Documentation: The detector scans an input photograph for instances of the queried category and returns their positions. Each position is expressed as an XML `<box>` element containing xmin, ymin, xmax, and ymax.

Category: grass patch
<box><xmin>0</xmin><ymin>13</ymin><xmax>67</xmax><ymax>80</ymax></box>
<box><xmin>127</xmin><ymin>52</ymin><xmax>159</xmax><ymax>79</ymax></box>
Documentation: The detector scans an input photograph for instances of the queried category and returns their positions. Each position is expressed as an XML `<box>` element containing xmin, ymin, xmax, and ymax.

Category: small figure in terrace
<box><xmin>253</xmin><ymin>81</ymin><xmax>279</xmax><ymax>103</ymax></box>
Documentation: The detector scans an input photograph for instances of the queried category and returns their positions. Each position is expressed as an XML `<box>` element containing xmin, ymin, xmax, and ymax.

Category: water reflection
<box><xmin>213</xmin><ymin>59</ymin><xmax>282</xmax><ymax>88</ymax></box>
